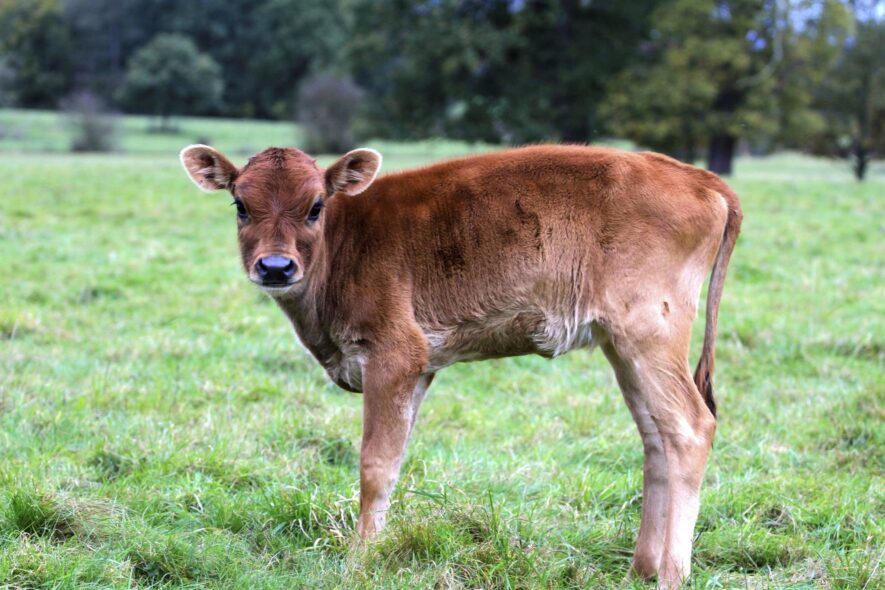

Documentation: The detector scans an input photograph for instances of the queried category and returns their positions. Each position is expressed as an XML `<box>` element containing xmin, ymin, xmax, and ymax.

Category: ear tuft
<box><xmin>324</xmin><ymin>148</ymin><xmax>383</xmax><ymax>196</ymax></box>
<box><xmin>180</xmin><ymin>144</ymin><xmax>238</xmax><ymax>192</ymax></box>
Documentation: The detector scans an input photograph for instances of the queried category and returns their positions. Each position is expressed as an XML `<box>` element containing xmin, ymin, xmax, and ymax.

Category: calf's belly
<box><xmin>424</xmin><ymin>309</ymin><xmax>598</xmax><ymax>371</ymax></box>
<box><xmin>322</xmin><ymin>308</ymin><xmax>601</xmax><ymax>391</ymax></box>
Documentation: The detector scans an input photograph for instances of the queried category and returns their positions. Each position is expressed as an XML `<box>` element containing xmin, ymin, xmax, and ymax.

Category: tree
<box><xmin>0</xmin><ymin>0</ymin><xmax>73</xmax><ymax>107</ymax></box>
<box><xmin>599</xmin><ymin>0</ymin><xmax>877</xmax><ymax>174</ymax></box>
<box><xmin>348</xmin><ymin>0</ymin><xmax>659</xmax><ymax>144</ymax></box>
<box><xmin>59</xmin><ymin>0</ymin><xmax>344</xmax><ymax>119</ymax></box>
<box><xmin>124</xmin><ymin>0</ymin><xmax>347</xmax><ymax>119</ymax></box>
<box><xmin>243</xmin><ymin>0</ymin><xmax>348</xmax><ymax>119</ymax></box>
<box><xmin>61</xmin><ymin>0</ymin><xmax>143</xmax><ymax>101</ymax></box>
<box><xmin>501</xmin><ymin>0</ymin><xmax>661</xmax><ymax>142</ymax></box>
<box><xmin>298</xmin><ymin>75</ymin><xmax>365</xmax><ymax>153</ymax></box>
<box><xmin>0</xmin><ymin>55</ymin><xmax>15</xmax><ymax>107</ymax></box>
<box><xmin>118</xmin><ymin>33</ymin><xmax>222</xmax><ymax>130</ymax></box>
<box><xmin>817</xmin><ymin>14</ymin><xmax>884</xmax><ymax>180</ymax></box>
<box><xmin>600</xmin><ymin>0</ymin><xmax>789</xmax><ymax>174</ymax></box>
<box><xmin>347</xmin><ymin>0</ymin><xmax>516</xmax><ymax>141</ymax></box>
<box><xmin>598</xmin><ymin>45</ymin><xmax>716</xmax><ymax>163</ymax></box>
<box><xmin>767</xmin><ymin>0</ymin><xmax>852</xmax><ymax>150</ymax></box>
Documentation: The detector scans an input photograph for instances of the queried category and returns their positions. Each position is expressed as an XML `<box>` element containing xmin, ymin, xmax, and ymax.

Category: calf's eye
<box><xmin>307</xmin><ymin>198</ymin><xmax>324</xmax><ymax>224</ymax></box>
<box><xmin>232</xmin><ymin>198</ymin><xmax>248</xmax><ymax>221</ymax></box>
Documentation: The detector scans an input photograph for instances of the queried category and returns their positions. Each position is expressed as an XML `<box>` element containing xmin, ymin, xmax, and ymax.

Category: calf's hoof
<box><xmin>655</xmin><ymin>568</ymin><xmax>689</xmax><ymax>589</ymax></box>
<box><xmin>631</xmin><ymin>552</ymin><xmax>661</xmax><ymax>581</ymax></box>
<box><xmin>356</xmin><ymin>510</ymin><xmax>386</xmax><ymax>540</ymax></box>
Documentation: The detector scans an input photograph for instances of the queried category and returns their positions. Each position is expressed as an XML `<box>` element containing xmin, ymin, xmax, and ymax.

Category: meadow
<box><xmin>0</xmin><ymin>112</ymin><xmax>882</xmax><ymax>589</ymax></box>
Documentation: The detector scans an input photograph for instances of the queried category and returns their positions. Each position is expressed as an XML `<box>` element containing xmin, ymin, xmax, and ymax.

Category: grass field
<box><xmin>0</xmin><ymin>113</ymin><xmax>883</xmax><ymax>589</ymax></box>
<box><xmin>0</xmin><ymin>109</ymin><xmax>494</xmax><ymax>167</ymax></box>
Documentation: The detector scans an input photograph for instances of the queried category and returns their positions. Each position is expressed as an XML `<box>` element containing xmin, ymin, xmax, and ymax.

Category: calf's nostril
<box><xmin>255</xmin><ymin>256</ymin><xmax>297</xmax><ymax>284</ymax></box>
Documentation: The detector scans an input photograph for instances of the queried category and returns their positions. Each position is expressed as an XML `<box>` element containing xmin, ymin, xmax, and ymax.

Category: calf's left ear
<box><xmin>180</xmin><ymin>144</ymin><xmax>238</xmax><ymax>192</ymax></box>
<box><xmin>324</xmin><ymin>148</ymin><xmax>382</xmax><ymax>196</ymax></box>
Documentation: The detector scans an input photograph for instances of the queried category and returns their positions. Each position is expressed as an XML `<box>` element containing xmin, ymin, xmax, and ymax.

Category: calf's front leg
<box><xmin>356</xmin><ymin>356</ymin><xmax>430</xmax><ymax>538</ymax></box>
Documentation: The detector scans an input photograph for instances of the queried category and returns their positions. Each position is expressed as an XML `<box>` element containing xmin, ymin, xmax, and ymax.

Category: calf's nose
<box><xmin>255</xmin><ymin>255</ymin><xmax>297</xmax><ymax>284</ymax></box>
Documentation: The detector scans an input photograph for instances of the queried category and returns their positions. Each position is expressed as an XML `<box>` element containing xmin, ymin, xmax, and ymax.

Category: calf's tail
<box><xmin>694</xmin><ymin>185</ymin><xmax>742</xmax><ymax>418</ymax></box>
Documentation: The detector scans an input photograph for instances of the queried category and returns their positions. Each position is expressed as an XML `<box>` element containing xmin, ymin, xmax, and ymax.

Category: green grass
<box><xmin>0</xmin><ymin>108</ymin><xmax>494</xmax><ymax>162</ymax></box>
<box><xmin>1</xmin><ymin>113</ymin><xmax>883</xmax><ymax>588</ymax></box>
<box><xmin>0</xmin><ymin>109</ymin><xmax>297</xmax><ymax>156</ymax></box>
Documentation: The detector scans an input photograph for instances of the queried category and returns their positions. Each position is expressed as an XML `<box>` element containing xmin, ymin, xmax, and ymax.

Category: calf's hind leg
<box><xmin>602</xmin><ymin>344</ymin><xmax>668</xmax><ymax>580</ymax></box>
<box><xmin>603</xmin><ymin>315</ymin><xmax>716</xmax><ymax>588</ymax></box>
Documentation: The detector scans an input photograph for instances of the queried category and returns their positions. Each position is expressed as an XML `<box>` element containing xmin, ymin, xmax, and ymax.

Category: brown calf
<box><xmin>181</xmin><ymin>144</ymin><xmax>741</xmax><ymax>588</ymax></box>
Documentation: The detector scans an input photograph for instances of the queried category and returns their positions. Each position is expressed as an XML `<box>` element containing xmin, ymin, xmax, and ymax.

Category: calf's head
<box><xmin>180</xmin><ymin>145</ymin><xmax>382</xmax><ymax>296</ymax></box>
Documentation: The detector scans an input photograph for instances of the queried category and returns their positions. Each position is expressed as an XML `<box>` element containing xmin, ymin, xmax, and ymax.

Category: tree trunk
<box><xmin>853</xmin><ymin>142</ymin><xmax>868</xmax><ymax>181</ymax></box>
<box><xmin>707</xmin><ymin>134</ymin><xmax>736</xmax><ymax>175</ymax></box>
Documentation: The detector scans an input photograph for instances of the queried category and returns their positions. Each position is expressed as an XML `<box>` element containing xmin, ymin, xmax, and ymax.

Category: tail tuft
<box><xmin>694</xmin><ymin>362</ymin><xmax>716</xmax><ymax>418</ymax></box>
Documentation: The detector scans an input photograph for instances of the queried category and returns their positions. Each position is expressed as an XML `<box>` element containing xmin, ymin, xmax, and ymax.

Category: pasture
<box><xmin>0</xmin><ymin>113</ymin><xmax>882</xmax><ymax>589</ymax></box>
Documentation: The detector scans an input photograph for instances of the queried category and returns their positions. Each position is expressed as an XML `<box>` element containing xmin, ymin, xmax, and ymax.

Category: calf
<box><xmin>181</xmin><ymin>144</ymin><xmax>741</xmax><ymax>588</ymax></box>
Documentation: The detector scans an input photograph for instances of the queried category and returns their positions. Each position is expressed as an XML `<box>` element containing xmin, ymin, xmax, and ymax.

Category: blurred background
<box><xmin>0</xmin><ymin>0</ymin><xmax>882</xmax><ymax>178</ymax></box>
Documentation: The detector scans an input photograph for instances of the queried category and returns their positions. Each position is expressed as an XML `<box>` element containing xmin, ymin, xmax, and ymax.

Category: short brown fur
<box><xmin>181</xmin><ymin>144</ymin><xmax>742</xmax><ymax>589</ymax></box>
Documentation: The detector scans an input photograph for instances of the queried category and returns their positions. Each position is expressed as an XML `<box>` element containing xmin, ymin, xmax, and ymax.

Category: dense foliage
<box><xmin>297</xmin><ymin>76</ymin><xmax>365</xmax><ymax>153</ymax></box>
<box><xmin>598</xmin><ymin>0</ymin><xmax>880</xmax><ymax>174</ymax></box>
<box><xmin>0</xmin><ymin>0</ymin><xmax>881</xmax><ymax>173</ymax></box>
<box><xmin>347</xmin><ymin>0</ymin><xmax>659</xmax><ymax>143</ymax></box>
<box><xmin>0</xmin><ymin>0</ymin><xmax>73</xmax><ymax>107</ymax></box>
<box><xmin>118</xmin><ymin>33</ymin><xmax>223</xmax><ymax>129</ymax></box>
<box><xmin>815</xmin><ymin>16</ymin><xmax>885</xmax><ymax>178</ymax></box>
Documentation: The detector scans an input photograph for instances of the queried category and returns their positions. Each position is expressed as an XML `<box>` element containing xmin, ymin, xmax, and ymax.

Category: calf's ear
<box><xmin>324</xmin><ymin>148</ymin><xmax>382</xmax><ymax>196</ymax></box>
<box><xmin>180</xmin><ymin>144</ymin><xmax>238</xmax><ymax>192</ymax></box>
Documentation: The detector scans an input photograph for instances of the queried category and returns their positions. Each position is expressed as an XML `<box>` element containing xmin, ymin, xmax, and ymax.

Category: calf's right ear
<box><xmin>324</xmin><ymin>148</ymin><xmax>382</xmax><ymax>196</ymax></box>
<box><xmin>180</xmin><ymin>144</ymin><xmax>238</xmax><ymax>192</ymax></box>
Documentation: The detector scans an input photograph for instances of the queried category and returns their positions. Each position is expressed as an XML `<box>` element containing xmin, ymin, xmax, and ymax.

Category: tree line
<box><xmin>0</xmin><ymin>0</ymin><xmax>881</xmax><ymax>177</ymax></box>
